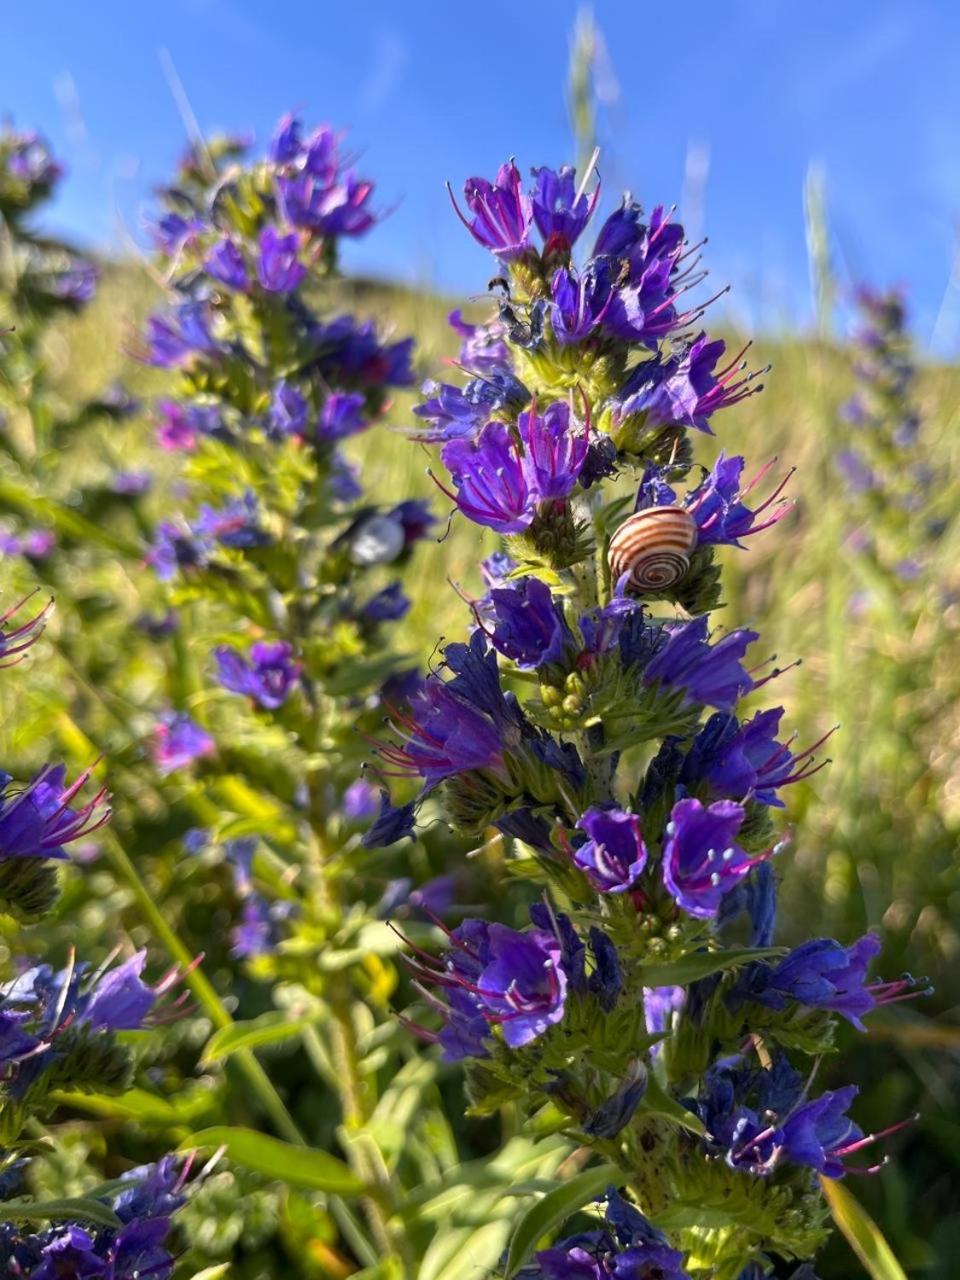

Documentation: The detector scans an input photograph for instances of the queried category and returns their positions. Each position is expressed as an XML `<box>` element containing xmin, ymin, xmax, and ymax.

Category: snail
<box><xmin>607</xmin><ymin>505</ymin><xmax>698</xmax><ymax>592</ymax></box>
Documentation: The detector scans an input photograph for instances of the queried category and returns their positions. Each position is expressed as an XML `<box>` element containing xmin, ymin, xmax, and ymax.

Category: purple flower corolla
<box><xmin>377</xmin><ymin>677</ymin><xmax>505</xmax><ymax>789</ymax></box>
<box><xmin>531</xmin><ymin>164</ymin><xmax>599</xmax><ymax>250</ymax></box>
<box><xmin>520</xmin><ymin>401</ymin><xmax>590</xmax><ymax>500</ymax></box>
<box><xmin>143</xmin><ymin>302</ymin><xmax>218</xmax><ymax>367</ymax></box>
<box><xmin>550</xmin><ymin>261</ymin><xmax>615</xmax><ymax>344</ymax></box>
<box><xmin>486</xmin><ymin>577</ymin><xmax>571</xmax><ymax>670</ymax></box>
<box><xmin>80</xmin><ymin>951</ymin><xmax>169</xmax><ymax>1032</ymax></box>
<box><xmin>269</xmin><ymin>380</ymin><xmax>309</xmax><ymax>436</ymax></box>
<box><xmin>449</xmin><ymin>309</ymin><xmax>511</xmax><ymax>375</ymax></box>
<box><xmin>685</xmin><ymin>454</ymin><xmax>793</xmax><ymax>548</ymax></box>
<box><xmin>269</xmin><ymin>113</ymin><xmax>305</xmax><ymax>165</ymax></box>
<box><xmin>616</xmin><ymin>334</ymin><xmax>762</xmax><ymax>434</ymax></box>
<box><xmin>413</xmin><ymin>370</ymin><xmax>530</xmax><ymax>444</ymax></box>
<box><xmin>146</xmin><ymin>521</ymin><xmax>210</xmax><ymax>581</ymax></box>
<box><xmin>257</xmin><ymin>225</ymin><xmax>306</xmax><ymax>293</ymax></box>
<box><xmin>662</xmin><ymin>797</ymin><xmax>769</xmax><ymax>918</ymax></box>
<box><xmin>48</xmin><ymin>259</ymin><xmax>98</xmax><ymax>305</ymax></box>
<box><xmin>775</xmin><ymin>1086</ymin><xmax>863</xmax><ymax>1178</ymax></box>
<box><xmin>450</xmin><ymin>161</ymin><xmax>533</xmax><ymax>260</ymax></box>
<box><xmin>683</xmin><ymin>708</ymin><xmax>832</xmax><ymax>808</ymax></box>
<box><xmin>440</xmin><ymin>420</ymin><xmax>536</xmax><ymax>533</ymax></box>
<box><xmin>642</xmin><ymin>616</ymin><xmax>757</xmax><ymax>712</ymax></box>
<box><xmin>757</xmin><ymin>933</ymin><xmax>922</xmax><ymax>1031</ymax></box>
<box><xmin>194</xmin><ymin>491</ymin><xmax>268</xmax><ymax>548</ymax></box>
<box><xmin>317</xmin><ymin>391</ymin><xmax>367</xmax><ymax>442</ymax></box>
<box><xmin>363</xmin><ymin>582</ymin><xmax>411</xmax><ymax>622</ymax></box>
<box><xmin>215</xmin><ymin>641</ymin><xmax>301</xmax><ymax>709</ymax></box>
<box><xmin>151</xmin><ymin>712</ymin><xmax>215</xmax><ymax>775</ymax></box>
<box><xmin>112</xmin><ymin>469</ymin><xmax>152</xmax><ymax>496</ymax></box>
<box><xmin>410</xmin><ymin>920</ymin><xmax>567</xmax><ymax>1059</ymax></box>
<box><xmin>343</xmin><ymin>778</ymin><xmax>379</xmax><ymax>820</ymax></box>
<box><xmin>277</xmin><ymin>171</ymin><xmax>375</xmax><ymax>236</ymax></box>
<box><xmin>573</xmin><ymin>807</ymin><xmax>648</xmax><ymax>892</ymax></box>
<box><xmin>204</xmin><ymin>236</ymin><xmax>249</xmax><ymax>290</ymax></box>
<box><xmin>155</xmin><ymin>400</ymin><xmax>199</xmax><ymax>452</ymax></box>
<box><xmin>0</xmin><ymin>765</ymin><xmax>109</xmax><ymax>862</ymax></box>
<box><xmin>150</xmin><ymin>210</ymin><xmax>203</xmax><ymax>253</ymax></box>
<box><xmin>602</xmin><ymin>206</ymin><xmax>707</xmax><ymax>349</ymax></box>
<box><xmin>533</xmin><ymin>1189</ymin><xmax>691</xmax><ymax>1280</ymax></box>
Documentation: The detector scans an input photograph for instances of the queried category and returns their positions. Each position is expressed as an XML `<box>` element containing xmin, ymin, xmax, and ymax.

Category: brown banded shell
<box><xmin>608</xmin><ymin>506</ymin><xmax>698</xmax><ymax>592</ymax></box>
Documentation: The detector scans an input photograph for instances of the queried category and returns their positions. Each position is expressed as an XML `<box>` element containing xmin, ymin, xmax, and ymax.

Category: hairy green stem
<box><xmin>103</xmin><ymin>834</ymin><xmax>305</xmax><ymax>1146</ymax></box>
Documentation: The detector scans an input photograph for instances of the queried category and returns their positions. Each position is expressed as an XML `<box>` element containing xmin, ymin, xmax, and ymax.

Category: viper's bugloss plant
<box><xmin>371</xmin><ymin>160</ymin><xmax>920</xmax><ymax>1278</ymax></box>
<box><xmin>0</xmin><ymin>587</ymin><xmax>193</xmax><ymax>1275</ymax></box>
<box><xmin>125</xmin><ymin>113</ymin><xmax>484</xmax><ymax>1273</ymax></box>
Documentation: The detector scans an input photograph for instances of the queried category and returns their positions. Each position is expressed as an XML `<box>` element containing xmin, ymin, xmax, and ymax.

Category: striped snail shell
<box><xmin>608</xmin><ymin>505</ymin><xmax>698</xmax><ymax>592</ymax></box>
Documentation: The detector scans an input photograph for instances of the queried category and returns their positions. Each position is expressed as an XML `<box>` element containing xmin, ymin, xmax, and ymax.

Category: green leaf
<box><xmin>504</xmin><ymin>1163</ymin><xmax>618</xmax><ymax>1277</ymax></box>
<box><xmin>821</xmin><ymin>1176</ymin><xmax>908</xmax><ymax>1280</ymax></box>
<box><xmin>201</xmin><ymin>1009</ymin><xmax>324</xmax><ymax>1066</ymax></box>
<box><xmin>640</xmin><ymin>1077</ymin><xmax>705</xmax><ymax>1136</ymax></box>
<box><xmin>179</xmin><ymin>1127</ymin><xmax>367</xmax><ymax>1195</ymax></box>
<box><xmin>2</xmin><ymin>1196</ymin><xmax>121</xmax><ymax>1229</ymax></box>
<box><xmin>51</xmin><ymin>1085</ymin><xmax>215</xmax><ymax>1126</ymax></box>
<box><xmin>639</xmin><ymin>946</ymin><xmax>786</xmax><ymax>986</ymax></box>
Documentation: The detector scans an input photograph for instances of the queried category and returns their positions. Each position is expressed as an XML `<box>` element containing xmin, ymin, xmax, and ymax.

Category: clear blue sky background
<box><xmin>3</xmin><ymin>0</ymin><xmax>959</xmax><ymax>347</ymax></box>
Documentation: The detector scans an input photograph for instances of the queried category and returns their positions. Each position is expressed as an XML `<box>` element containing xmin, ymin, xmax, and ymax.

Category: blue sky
<box><xmin>3</xmin><ymin>0</ymin><xmax>960</xmax><ymax>347</ymax></box>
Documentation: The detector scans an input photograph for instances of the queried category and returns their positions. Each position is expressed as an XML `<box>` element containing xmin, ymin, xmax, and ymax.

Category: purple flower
<box><xmin>687</xmin><ymin>707</ymin><xmax>831</xmax><ymax>808</ymax></box>
<box><xmin>440</xmin><ymin>420</ymin><xmax>536</xmax><ymax>533</ymax></box>
<box><xmin>269</xmin><ymin>380</ymin><xmax>309</xmax><ymax>436</ymax></box>
<box><xmin>644</xmin><ymin>984</ymin><xmax>685</xmax><ymax>1042</ymax></box>
<box><xmin>776</xmin><ymin>1086</ymin><xmax>862</xmax><ymax>1178</ymax></box>
<box><xmin>81</xmin><ymin>950</ymin><xmax>165</xmax><ymax>1031</ymax></box>
<box><xmin>0</xmin><ymin>766</ymin><xmax>109</xmax><ymax>862</ymax></box>
<box><xmin>205</xmin><ymin>236</ymin><xmax>249</xmax><ymax>290</ymax></box>
<box><xmin>49</xmin><ymin>259</ymin><xmax>98</xmax><ymax>305</ymax></box>
<box><xmin>617</xmin><ymin>336</ymin><xmax>741</xmax><ymax>435</ymax></box>
<box><xmin>317</xmin><ymin>391</ymin><xmax>367</xmax><ymax>442</ymax></box>
<box><xmin>377</xmin><ymin>677</ymin><xmax>505</xmax><ymax>788</ymax></box>
<box><xmin>642</xmin><ymin>616</ymin><xmax>757</xmax><ymax>712</ymax></box>
<box><xmin>215</xmin><ymin>641</ymin><xmax>301</xmax><ymax>709</ymax></box>
<box><xmin>150</xmin><ymin>211</ymin><xmax>203</xmax><ymax>253</ymax></box>
<box><xmin>146</xmin><ymin>521</ymin><xmax>210</xmax><ymax>580</ymax></box>
<box><xmin>269</xmin><ymin>113</ymin><xmax>304</xmax><ymax>164</ymax></box>
<box><xmin>343</xmin><ymin>778</ymin><xmax>379</xmax><ymax>820</ymax></box>
<box><xmin>112</xmin><ymin>469</ymin><xmax>152</xmax><ymax>496</ymax></box>
<box><xmin>756</xmin><ymin>934</ymin><xmax>913</xmax><ymax>1031</ymax></box>
<box><xmin>450</xmin><ymin>161</ymin><xmax>533</xmax><ymax>260</ymax></box>
<box><xmin>361</xmin><ymin>789</ymin><xmax>417</xmax><ymax>848</ymax></box>
<box><xmin>194</xmin><ymin>491</ymin><xmax>268</xmax><ymax>548</ymax></box>
<box><xmin>388</xmin><ymin>499</ymin><xmax>435</xmax><ymax>546</ymax></box>
<box><xmin>277</xmin><ymin>172</ymin><xmax>375</xmax><ymax>236</ymax></box>
<box><xmin>686</xmin><ymin>454</ymin><xmax>793</xmax><ymax>547</ymax></box>
<box><xmin>438</xmin><ymin>400</ymin><xmax>587</xmax><ymax>534</ymax></box>
<box><xmin>573</xmin><ymin>807</ymin><xmax>648</xmax><ymax>892</ymax></box>
<box><xmin>0</xmin><ymin>594</ymin><xmax>50</xmax><ymax>665</ymax></box>
<box><xmin>257</xmin><ymin>225</ymin><xmax>306</xmax><ymax>293</ymax></box>
<box><xmin>448</xmin><ymin>309</ymin><xmax>511</xmax><ymax>374</ymax></box>
<box><xmin>413</xmin><ymin>372</ymin><xmax>530</xmax><ymax>443</ymax></box>
<box><xmin>531</xmin><ymin>164</ymin><xmax>599</xmax><ymax>250</ymax></box>
<box><xmin>363</xmin><ymin>582</ymin><xmax>411</xmax><ymax>622</ymax></box>
<box><xmin>550</xmin><ymin>261</ymin><xmax>615</xmax><ymax>344</ymax></box>
<box><xmin>156</xmin><ymin>400</ymin><xmax>198</xmax><ymax>452</ymax></box>
<box><xmin>416</xmin><ymin>920</ymin><xmax>567</xmax><ymax>1059</ymax></box>
<box><xmin>662</xmin><ymin>797</ymin><xmax>767</xmax><ymax>918</ymax></box>
<box><xmin>477</xmin><ymin>924</ymin><xmax>568</xmax><ymax>1048</ymax></box>
<box><xmin>534</xmin><ymin>1190</ymin><xmax>691</xmax><ymax>1280</ymax></box>
<box><xmin>487</xmin><ymin>577</ymin><xmax>571</xmax><ymax>670</ymax></box>
<box><xmin>143</xmin><ymin>302</ymin><xmax>218</xmax><ymax>367</ymax></box>
<box><xmin>593</xmin><ymin>196</ymin><xmax>645</xmax><ymax>257</ymax></box>
<box><xmin>151</xmin><ymin>712</ymin><xmax>215</xmax><ymax>775</ymax></box>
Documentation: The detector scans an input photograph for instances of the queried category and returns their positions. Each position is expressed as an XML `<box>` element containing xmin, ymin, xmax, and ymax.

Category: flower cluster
<box><xmin>0</xmin><ymin>1155</ymin><xmax>190</xmax><ymax>1279</ymax></box>
<box><xmin>836</xmin><ymin>285</ymin><xmax>942</xmax><ymax>585</ymax></box>
<box><xmin>374</xmin><ymin>159</ymin><xmax>917</xmax><ymax>1276</ymax></box>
